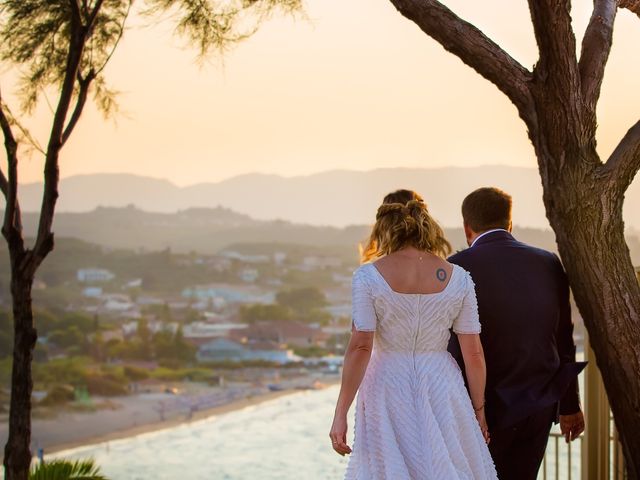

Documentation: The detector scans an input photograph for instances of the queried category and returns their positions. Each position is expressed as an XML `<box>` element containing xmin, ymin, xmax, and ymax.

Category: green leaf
<box><xmin>29</xmin><ymin>458</ymin><xmax>109</xmax><ymax>480</ymax></box>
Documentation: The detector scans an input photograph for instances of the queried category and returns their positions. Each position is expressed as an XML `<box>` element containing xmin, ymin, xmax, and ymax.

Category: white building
<box><xmin>82</xmin><ymin>287</ymin><xmax>103</xmax><ymax>298</ymax></box>
<box><xmin>182</xmin><ymin>284</ymin><xmax>274</xmax><ymax>305</ymax></box>
<box><xmin>239</xmin><ymin>268</ymin><xmax>259</xmax><ymax>283</ymax></box>
<box><xmin>77</xmin><ymin>268</ymin><xmax>115</xmax><ymax>283</ymax></box>
<box><xmin>302</xmin><ymin>256</ymin><xmax>342</xmax><ymax>269</ymax></box>
<box><xmin>123</xmin><ymin>279</ymin><xmax>143</xmax><ymax>289</ymax></box>
<box><xmin>101</xmin><ymin>294</ymin><xmax>136</xmax><ymax>312</ymax></box>
<box><xmin>196</xmin><ymin>338</ymin><xmax>300</xmax><ymax>364</ymax></box>
<box><xmin>273</xmin><ymin>252</ymin><xmax>287</xmax><ymax>265</ymax></box>
<box><xmin>149</xmin><ymin>321</ymin><xmax>179</xmax><ymax>335</ymax></box>
<box><xmin>136</xmin><ymin>296</ymin><xmax>165</xmax><ymax>306</ymax></box>
<box><xmin>219</xmin><ymin>250</ymin><xmax>270</xmax><ymax>263</ymax></box>
<box><xmin>183</xmin><ymin>321</ymin><xmax>248</xmax><ymax>341</ymax></box>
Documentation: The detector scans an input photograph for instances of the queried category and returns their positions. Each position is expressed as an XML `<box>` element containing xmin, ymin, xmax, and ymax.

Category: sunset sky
<box><xmin>4</xmin><ymin>0</ymin><xmax>640</xmax><ymax>186</ymax></box>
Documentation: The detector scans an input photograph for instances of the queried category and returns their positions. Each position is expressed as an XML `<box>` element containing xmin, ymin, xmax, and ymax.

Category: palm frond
<box><xmin>29</xmin><ymin>458</ymin><xmax>109</xmax><ymax>480</ymax></box>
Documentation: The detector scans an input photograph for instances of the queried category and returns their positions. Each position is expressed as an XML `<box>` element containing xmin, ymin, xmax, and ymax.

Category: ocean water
<box><xmin>49</xmin><ymin>383</ymin><xmax>583</xmax><ymax>479</ymax></box>
<box><xmin>51</xmin><ymin>386</ymin><xmax>350</xmax><ymax>480</ymax></box>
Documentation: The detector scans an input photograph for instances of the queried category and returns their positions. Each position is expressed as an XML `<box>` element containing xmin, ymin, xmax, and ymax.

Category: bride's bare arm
<box><xmin>458</xmin><ymin>333</ymin><xmax>490</xmax><ymax>442</ymax></box>
<box><xmin>330</xmin><ymin>328</ymin><xmax>374</xmax><ymax>455</ymax></box>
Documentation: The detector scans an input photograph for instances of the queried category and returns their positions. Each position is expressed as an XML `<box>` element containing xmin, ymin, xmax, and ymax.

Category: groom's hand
<box><xmin>560</xmin><ymin>411</ymin><xmax>585</xmax><ymax>443</ymax></box>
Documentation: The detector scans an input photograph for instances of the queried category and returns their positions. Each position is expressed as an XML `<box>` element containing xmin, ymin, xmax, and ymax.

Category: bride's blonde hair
<box><xmin>361</xmin><ymin>189</ymin><xmax>452</xmax><ymax>263</ymax></box>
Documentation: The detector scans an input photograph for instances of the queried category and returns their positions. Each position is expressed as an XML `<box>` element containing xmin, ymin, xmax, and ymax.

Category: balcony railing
<box><xmin>541</xmin><ymin>433</ymin><xmax>582</xmax><ymax>480</ymax></box>
<box><xmin>538</xmin><ymin>322</ymin><xmax>628</xmax><ymax>480</ymax></box>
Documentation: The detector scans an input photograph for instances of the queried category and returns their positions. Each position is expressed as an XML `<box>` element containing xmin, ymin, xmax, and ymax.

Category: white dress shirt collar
<box><xmin>470</xmin><ymin>228</ymin><xmax>510</xmax><ymax>248</ymax></box>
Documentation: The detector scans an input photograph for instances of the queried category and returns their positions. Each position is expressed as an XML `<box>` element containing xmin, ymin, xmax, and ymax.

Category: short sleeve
<box><xmin>452</xmin><ymin>271</ymin><xmax>481</xmax><ymax>335</ymax></box>
<box><xmin>351</xmin><ymin>267</ymin><xmax>377</xmax><ymax>332</ymax></box>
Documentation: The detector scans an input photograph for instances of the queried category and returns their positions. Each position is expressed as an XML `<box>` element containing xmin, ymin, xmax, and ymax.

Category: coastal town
<box><xmin>0</xmin><ymin>240</ymin><xmax>355</xmax><ymax>452</ymax></box>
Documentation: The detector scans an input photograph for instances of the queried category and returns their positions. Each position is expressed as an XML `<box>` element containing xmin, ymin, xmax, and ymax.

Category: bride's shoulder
<box><xmin>351</xmin><ymin>264</ymin><xmax>379</xmax><ymax>293</ymax></box>
<box><xmin>353</xmin><ymin>262</ymin><xmax>376</xmax><ymax>278</ymax></box>
<box><xmin>450</xmin><ymin>264</ymin><xmax>476</xmax><ymax>289</ymax></box>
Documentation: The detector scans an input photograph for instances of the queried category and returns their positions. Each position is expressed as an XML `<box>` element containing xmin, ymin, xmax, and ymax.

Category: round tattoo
<box><xmin>436</xmin><ymin>268</ymin><xmax>447</xmax><ymax>282</ymax></box>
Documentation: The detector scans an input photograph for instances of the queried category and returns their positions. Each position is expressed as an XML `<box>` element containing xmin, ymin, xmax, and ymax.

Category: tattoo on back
<box><xmin>436</xmin><ymin>268</ymin><xmax>447</xmax><ymax>282</ymax></box>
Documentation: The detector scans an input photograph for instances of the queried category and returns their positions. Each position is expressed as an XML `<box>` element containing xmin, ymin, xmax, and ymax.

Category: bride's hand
<box><xmin>329</xmin><ymin>413</ymin><xmax>352</xmax><ymax>456</ymax></box>
<box><xmin>475</xmin><ymin>409</ymin><xmax>490</xmax><ymax>444</ymax></box>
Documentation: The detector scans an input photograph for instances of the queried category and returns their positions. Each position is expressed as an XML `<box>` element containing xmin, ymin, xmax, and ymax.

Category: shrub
<box><xmin>199</xmin><ymin>359</ymin><xmax>279</xmax><ymax>370</ymax></box>
<box><xmin>293</xmin><ymin>346</ymin><xmax>331</xmax><ymax>358</ymax></box>
<box><xmin>123</xmin><ymin>365</ymin><xmax>150</xmax><ymax>381</ymax></box>
<box><xmin>39</xmin><ymin>385</ymin><xmax>75</xmax><ymax>406</ymax></box>
<box><xmin>84</xmin><ymin>374</ymin><xmax>128</xmax><ymax>396</ymax></box>
<box><xmin>33</xmin><ymin>357</ymin><xmax>89</xmax><ymax>387</ymax></box>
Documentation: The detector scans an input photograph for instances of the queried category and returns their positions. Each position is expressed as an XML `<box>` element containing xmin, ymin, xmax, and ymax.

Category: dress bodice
<box><xmin>351</xmin><ymin>263</ymin><xmax>481</xmax><ymax>353</ymax></box>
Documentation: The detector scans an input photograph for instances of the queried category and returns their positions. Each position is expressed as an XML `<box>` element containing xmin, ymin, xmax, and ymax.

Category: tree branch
<box><xmin>0</xmin><ymin>167</ymin><xmax>7</xmax><ymax>199</ymax></box>
<box><xmin>0</xmin><ymin>102</ymin><xmax>45</xmax><ymax>156</ymax></box>
<box><xmin>600</xmin><ymin>119</ymin><xmax>640</xmax><ymax>194</ymax></box>
<box><xmin>619</xmin><ymin>0</ymin><xmax>640</xmax><ymax>18</ymax></box>
<box><xmin>32</xmin><ymin>0</ymin><xmax>107</xmax><ymax>268</ymax></box>
<box><xmin>528</xmin><ymin>0</ymin><xmax>580</xmax><ymax>93</ymax></box>
<box><xmin>0</xmin><ymin>100</ymin><xmax>17</xmax><ymax>176</ymax></box>
<box><xmin>61</xmin><ymin>72</ymin><xmax>94</xmax><ymax>145</ymax></box>
<box><xmin>81</xmin><ymin>0</ymin><xmax>90</xmax><ymax>18</ymax></box>
<box><xmin>33</xmin><ymin>19</ymin><xmax>86</xmax><ymax>266</ymax></box>
<box><xmin>93</xmin><ymin>0</ymin><xmax>132</xmax><ymax>77</ymax></box>
<box><xmin>69</xmin><ymin>0</ymin><xmax>82</xmax><ymax>22</ymax></box>
<box><xmin>60</xmin><ymin>0</ymin><xmax>107</xmax><ymax>145</ymax></box>
<box><xmin>87</xmin><ymin>0</ymin><xmax>106</xmax><ymax>29</ymax></box>
<box><xmin>579</xmin><ymin>0</ymin><xmax>617</xmax><ymax>110</ymax></box>
<box><xmin>0</xmin><ymin>89</ymin><xmax>24</xmax><ymax>250</ymax></box>
<box><xmin>387</xmin><ymin>0</ymin><xmax>535</xmax><ymax>120</ymax></box>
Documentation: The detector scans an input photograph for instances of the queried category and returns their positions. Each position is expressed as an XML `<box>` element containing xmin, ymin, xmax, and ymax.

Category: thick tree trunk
<box><xmin>3</xmin><ymin>253</ymin><xmax>37</xmax><ymax>480</ymax></box>
<box><xmin>533</xmin><ymin>145</ymin><xmax>640</xmax><ymax>478</ymax></box>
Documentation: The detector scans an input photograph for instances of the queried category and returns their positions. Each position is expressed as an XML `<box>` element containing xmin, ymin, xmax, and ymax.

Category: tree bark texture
<box><xmin>529</xmin><ymin>122</ymin><xmax>640</xmax><ymax>479</ymax></box>
<box><xmin>3</xmin><ymin>259</ymin><xmax>36</xmax><ymax>480</ymax></box>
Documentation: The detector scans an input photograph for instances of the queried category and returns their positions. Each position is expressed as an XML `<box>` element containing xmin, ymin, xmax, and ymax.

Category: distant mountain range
<box><xmin>7</xmin><ymin>206</ymin><xmax>640</xmax><ymax>265</ymax></box>
<box><xmin>18</xmin><ymin>167</ymin><xmax>639</xmax><ymax>230</ymax></box>
<box><xmin>15</xmin><ymin>206</ymin><xmax>373</xmax><ymax>255</ymax></box>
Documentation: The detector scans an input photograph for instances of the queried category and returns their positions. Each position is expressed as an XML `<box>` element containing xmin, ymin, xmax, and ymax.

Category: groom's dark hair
<box><xmin>462</xmin><ymin>187</ymin><xmax>512</xmax><ymax>232</ymax></box>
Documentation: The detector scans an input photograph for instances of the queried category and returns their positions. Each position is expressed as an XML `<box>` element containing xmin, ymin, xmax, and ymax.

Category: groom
<box><xmin>448</xmin><ymin>187</ymin><xmax>586</xmax><ymax>480</ymax></box>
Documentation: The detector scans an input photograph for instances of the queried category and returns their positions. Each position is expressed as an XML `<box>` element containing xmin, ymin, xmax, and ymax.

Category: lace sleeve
<box><xmin>452</xmin><ymin>271</ymin><xmax>481</xmax><ymax>335</ymax></box>
<box><xmin>352</xmin><ymin>267</ymin><xmax>377</xmax><ymax>332</ymax></box>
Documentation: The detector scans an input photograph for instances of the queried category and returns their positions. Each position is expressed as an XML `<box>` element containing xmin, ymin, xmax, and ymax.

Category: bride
<box><xmin>330</xmin><ymin>189</ymin><xmax>497</xmax><ymax>479</ymax></box>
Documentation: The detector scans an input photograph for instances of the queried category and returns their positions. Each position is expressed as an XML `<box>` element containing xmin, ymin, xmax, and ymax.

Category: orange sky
<box><xmin>4</xmin><ymin>0</ymin><xmax>640</xmax><ymax>186</ymax></box>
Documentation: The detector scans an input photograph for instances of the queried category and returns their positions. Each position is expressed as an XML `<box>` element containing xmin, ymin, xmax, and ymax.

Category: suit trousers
<box><xmin>488</xmin><ymin>404</ymin><xmax>557</xmax><ymax>480</ymax></box>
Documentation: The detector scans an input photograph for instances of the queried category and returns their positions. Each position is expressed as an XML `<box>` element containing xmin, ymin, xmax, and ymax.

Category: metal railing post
<box><xmin>583</xmin><ymin>332</ymin><xmax>610</xmax><ymax>480</ymax></box>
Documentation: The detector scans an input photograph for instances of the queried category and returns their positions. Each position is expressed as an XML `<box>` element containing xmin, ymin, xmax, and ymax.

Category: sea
<box><xmin>51</xmin><ymin>385</ymin><xmax>350</xmax><ymax>480</ymax></box>
<box><xmin>49</xmin><ymin>384</ymin><xmax>581</xmax><ymax>480</ymax></box>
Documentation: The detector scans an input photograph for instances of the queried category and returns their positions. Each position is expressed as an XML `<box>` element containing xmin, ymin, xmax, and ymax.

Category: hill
<box><xmin>5</xmin><ymin>206</ymin><xmax>639</xmax><ymax>264</ymax></box>
<box><xmin>17</xmin><ymin>167</ymin><xmax>640</xmax><ymax>230</ymax></box>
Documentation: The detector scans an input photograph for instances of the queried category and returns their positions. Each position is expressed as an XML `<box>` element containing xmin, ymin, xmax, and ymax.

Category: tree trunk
<box><xmin>533</xmin><ymin>144</ymin><xmax>640</xmax><ymax>478</ymax></box>
<box><xmin>3</xmin><ymin>251</ymin><xmax>37</xmax><ymax>480</ymax></box>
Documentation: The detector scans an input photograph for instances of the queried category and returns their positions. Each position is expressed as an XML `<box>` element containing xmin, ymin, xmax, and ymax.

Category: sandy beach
<box><xmin>0</xmin><ymin>375</ymin><xmax>340</xmax><ymax>458</ymax></box>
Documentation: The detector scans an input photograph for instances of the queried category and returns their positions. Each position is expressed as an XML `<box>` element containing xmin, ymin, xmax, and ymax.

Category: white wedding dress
<box><xmin>345</xmin><ymin>263</ymin><xmax>497</xmax><ymax>480</ymax></box>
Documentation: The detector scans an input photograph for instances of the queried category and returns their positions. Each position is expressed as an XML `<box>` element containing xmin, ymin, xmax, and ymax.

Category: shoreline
<box><xmin>46</xmin><ymin>383</ymin><xmax>337</xmax><ymax>456</ymax></box>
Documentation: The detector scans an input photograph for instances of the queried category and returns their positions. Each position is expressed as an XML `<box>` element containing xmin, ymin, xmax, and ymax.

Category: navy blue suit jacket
<box><xmin>447</xmin><ymin>230</ymin><xmax>585</xmax><ymax>430</ymax></box>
